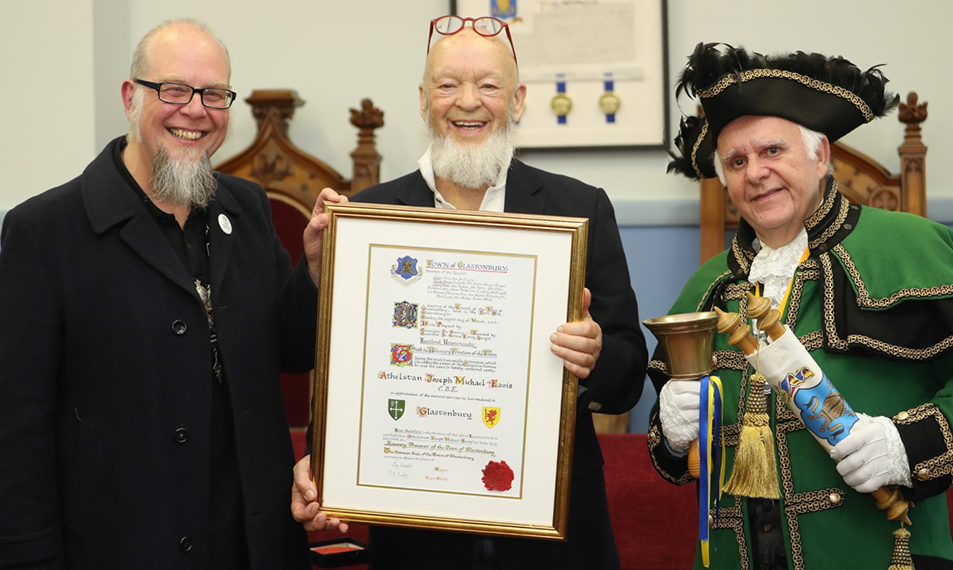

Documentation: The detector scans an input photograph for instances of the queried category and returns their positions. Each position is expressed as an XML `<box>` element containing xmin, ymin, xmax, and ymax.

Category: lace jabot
<box><xmin>748</xmin><ymin>228</ymin><xmax>808</xmax><ymax>309</ymax></box>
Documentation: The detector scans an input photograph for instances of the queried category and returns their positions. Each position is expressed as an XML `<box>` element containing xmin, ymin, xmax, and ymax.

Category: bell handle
<box><xmin>688</xmin><ymin>440</ymin><xmax>700</xmax><ymax>479</ymax></box>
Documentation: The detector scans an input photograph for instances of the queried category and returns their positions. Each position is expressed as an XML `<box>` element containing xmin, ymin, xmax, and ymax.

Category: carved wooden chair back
<box><xmin>215</xmin><ymin>90</ymin><xmax>385</xmax><ymax>427</ymax></box>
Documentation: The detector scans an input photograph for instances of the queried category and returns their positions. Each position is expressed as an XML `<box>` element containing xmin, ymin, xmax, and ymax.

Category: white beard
<box><xmin>128</xmin><ymin>87</ymin><xmax>218</xmax><ymax>209</ymax></box>
<box><xmin>429</xmin><ymin>119</ymin><xmax>516</xmax><ymax>190</ymax></box>
<box><xmin>149</xmin><ymin>145</ymin><xmax>217</xmax><ymax>209</ymax></box>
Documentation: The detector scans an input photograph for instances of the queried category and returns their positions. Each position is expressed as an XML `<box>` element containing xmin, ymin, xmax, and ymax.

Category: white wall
<box><xmin>126</xmin><ymin>0</ymin><xmax>447</xmax><ymax>195</ymax></box>
<box><xmin>0</xmin><ymin>1</ymin><xmax>97</xmax><ymax>209</ymax></box>
<box><xmin>92</xmin><ymin>0</ymin><xmax>132</xmax><ymax>152</ymax></box>
<box><xmin>2</xmin><ymin>1</ymin><xmax>950</xmax><ymax>216</ymax></box>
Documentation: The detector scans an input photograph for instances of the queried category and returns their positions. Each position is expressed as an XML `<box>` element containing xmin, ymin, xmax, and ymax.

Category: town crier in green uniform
<box><xmin>648</xmin><ymin>42</ymin><xmax>953</xmax><ymax>570</ymax></box>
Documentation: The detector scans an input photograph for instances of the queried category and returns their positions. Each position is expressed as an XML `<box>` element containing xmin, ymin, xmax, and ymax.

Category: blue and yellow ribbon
<box><xmin>698</xmin><ymin>375</ymin><xmax>725</xmax><ymax>567</ymax></box>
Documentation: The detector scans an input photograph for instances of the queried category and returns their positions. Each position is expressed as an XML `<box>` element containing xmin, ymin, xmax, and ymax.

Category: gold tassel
<box><xmin>888</xmin><ymin>526</ymin><xmax>915</xmax><ymax>570</ymax></box>
<box><xmin>723</xmin><ymin>372</ymin><xmax>780</xmax><ymax>499</ymax></box>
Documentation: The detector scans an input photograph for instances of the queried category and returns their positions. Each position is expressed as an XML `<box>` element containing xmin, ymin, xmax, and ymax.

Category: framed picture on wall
<box><xmin>448</xmin><ymin>0</ymin><xmax>669</xmax><ymax>149</ymax></box>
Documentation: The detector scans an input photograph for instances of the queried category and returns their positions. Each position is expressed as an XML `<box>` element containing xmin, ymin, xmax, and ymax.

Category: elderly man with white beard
<box><xmin>291</xmin><ymin>15</ymin><xmax>648</xmax><ymax>569</ymax></box>
<box><xmin>0</xmin><ymin>18</ymin><xmax>344</xmax><ymax>570</ymax></box>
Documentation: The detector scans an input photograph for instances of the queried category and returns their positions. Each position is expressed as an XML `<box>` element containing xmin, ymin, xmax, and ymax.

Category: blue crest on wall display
<box><xmin>491</xmin><ymin>0</ymin><xmax>517</xmax><ymax>20</ymax></box>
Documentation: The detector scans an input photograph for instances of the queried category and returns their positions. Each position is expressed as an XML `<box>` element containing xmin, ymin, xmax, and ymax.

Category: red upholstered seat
<box><xmin>600</xmin><ymin>433</ymin><xmax>695</xmax><ymax>569</ymax></box>
<box><xmin>270</xmin><ymin>198</ymin><xmax>312</xmax><ymax>428</ymax></box>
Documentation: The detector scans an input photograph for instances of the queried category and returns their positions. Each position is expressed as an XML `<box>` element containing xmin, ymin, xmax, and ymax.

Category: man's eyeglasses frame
<box><xmin>134</xmin><ymin>79</ymin><xmax>237</xmax><ymax>109</ymax></box>
<box><xmin>427</xmin><ymin>15</ymin><xmax>518</xmax><ymax>65</ymax></box>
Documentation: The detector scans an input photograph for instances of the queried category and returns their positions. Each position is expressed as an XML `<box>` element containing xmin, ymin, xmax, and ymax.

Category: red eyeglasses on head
<box><xmin>427</xmin><ymin>15</ymin><xmax>518</xmax><ymax>65</ymax></box>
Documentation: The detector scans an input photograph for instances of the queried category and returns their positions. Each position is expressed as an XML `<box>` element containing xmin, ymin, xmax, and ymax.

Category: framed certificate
<box><xmin>451</xmin><ymin>0</ymin><xmax>669</xmax><ymax>149</ymax></box>
<box><xmin>311</xmin><ymin>202</ymin><xmax>588</xmax><ymax>539</ymax></box>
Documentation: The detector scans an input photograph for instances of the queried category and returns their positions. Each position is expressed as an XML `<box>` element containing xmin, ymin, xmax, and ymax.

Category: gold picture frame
<box><xmin>311</xmin><ymin>202</ymin><xmax>587</xmax><ymax>539</ymax></box>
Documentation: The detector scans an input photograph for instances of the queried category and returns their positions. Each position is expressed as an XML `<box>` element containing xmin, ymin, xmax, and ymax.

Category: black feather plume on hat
<box><xmin>668</xmin><ymin>42</ymin><xmax>900</xmax><ymax>179</ymax></box>
<box><xmin>667</xmin><ymin>116</ymin><xmax>715</xmax><ymax>180</ymax></box>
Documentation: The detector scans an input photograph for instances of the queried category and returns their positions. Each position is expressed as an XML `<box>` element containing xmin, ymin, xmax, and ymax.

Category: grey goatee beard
<box><xmin>429</xmin><ymin>118</ymin><xmax>516</xmax><ymax>190</ymax></box>
<box><xmin>150</xmin><ymin>145</ymin><xmax>217</xmax><ymax>209</ymax></box>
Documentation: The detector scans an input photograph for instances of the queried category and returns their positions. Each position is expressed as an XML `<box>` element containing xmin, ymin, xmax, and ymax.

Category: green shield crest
<box><xmin>388</xmin><ymin>399</ymin><xmax>405</xmax><ymax>421</ymax></box>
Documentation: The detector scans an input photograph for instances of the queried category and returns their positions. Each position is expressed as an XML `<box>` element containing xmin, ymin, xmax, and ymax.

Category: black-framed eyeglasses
<box><xmin>134</xmin><ymin>79</ymin><xmax>237</xmax><ymax>109</ymax></box>
<box><xmin>428</xmin><ymin>15</ymin><xmax>518</xmax><ymax>65</ymax></box>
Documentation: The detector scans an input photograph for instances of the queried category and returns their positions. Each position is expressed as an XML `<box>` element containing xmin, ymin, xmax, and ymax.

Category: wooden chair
<box><xmin>215</xmin><ymin>90</ymin><xmax>385</xmax><ymax>427</ymax></box>
<box><xmin>698</xmin><ymin>92</ymin><xmax>928</xmax><ymax>263</ymax></box>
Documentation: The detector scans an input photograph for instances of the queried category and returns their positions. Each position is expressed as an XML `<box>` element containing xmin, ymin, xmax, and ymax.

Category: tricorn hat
<box><xmin>668</xmin><ymin>43</ymin><xmax>899</xmax><ymax>179</ymax></box>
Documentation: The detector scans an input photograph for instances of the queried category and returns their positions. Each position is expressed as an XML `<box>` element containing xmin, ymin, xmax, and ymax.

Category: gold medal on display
<box><xmin>551</xmin><ymin>93</ymin><xmax>573</xmax><ymax>117</ymax></box>
<box><xmin>599</xmin><ymin>92</ymin><xmax>621</xmax><ymax>115</ymax></box>
<box><xmin>552</xmin><ymin>75</ymin><xmax>571</xmax><ymax>124</ymax></box>
<box><xmin>601</xmin><ymin>74</ymin><xmax>620</xmax><ymax>123</ymax></box>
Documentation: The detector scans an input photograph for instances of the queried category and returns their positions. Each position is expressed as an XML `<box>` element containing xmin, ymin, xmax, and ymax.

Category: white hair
<box><xmin>126</xmin><ymin>86</ymin><xmax>146</xmax><ymax>145</ymax></box>
<box><xmin>712</xmin><ymin>122</ymin><xmax>833</xmax><ymax>184</ymax></box>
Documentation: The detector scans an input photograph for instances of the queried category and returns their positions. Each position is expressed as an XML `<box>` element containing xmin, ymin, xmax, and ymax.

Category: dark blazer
<box><xmin>352</xmin><ymin>160</ymin><xmax>648</xmax><ymax>570</ymax></box>
<box><xmin>0</xmin><ymin>138</ymin><xmax>313</xmax><ymax>569</ymax></box>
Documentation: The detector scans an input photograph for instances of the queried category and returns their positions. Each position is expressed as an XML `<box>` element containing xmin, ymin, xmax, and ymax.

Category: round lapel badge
<box><xmin>218</xmin><ymin>213</ymin><xmax>233</xmax><ymax>235</ymax></box>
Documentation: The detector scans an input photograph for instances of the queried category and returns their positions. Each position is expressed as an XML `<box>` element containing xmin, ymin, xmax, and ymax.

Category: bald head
<box><xmin>424</xmin><ymin>28</ymin><xmax>518</xmax><ymax>87</ymax></box>
<box><xmin>130</xmin><ymin>18</ymin><xmax>231</xmax><ymax>82</ymax></box>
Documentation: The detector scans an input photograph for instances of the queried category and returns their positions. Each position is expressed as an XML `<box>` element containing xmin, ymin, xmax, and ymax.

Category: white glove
<box><xmin>830</xmin><ymin>413</ymin><xmax>912</xmax><ymax>494</ymax></box>
<box><xmin>659</xmin><ymin>380</ymin><xmax>701</xmax><ymax>454</ymax></box>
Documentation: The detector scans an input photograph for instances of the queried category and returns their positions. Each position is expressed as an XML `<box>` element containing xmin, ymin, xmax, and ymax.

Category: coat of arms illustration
<box><xmin>388</xmin><ymin>399</ymin><xmax>405</xmax><ymax>421</ymax></box>
<box><xmin>391</xmin><ymin>255</ymin><xmax>422</xmax><ymax>285</ymax></box>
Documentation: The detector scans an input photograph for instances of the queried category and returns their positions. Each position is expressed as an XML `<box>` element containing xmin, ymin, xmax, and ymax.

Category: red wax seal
<box><xmin>481</xmin><ymin>460</ymin><xmax>514</xmax><ymax>492</ymax></box>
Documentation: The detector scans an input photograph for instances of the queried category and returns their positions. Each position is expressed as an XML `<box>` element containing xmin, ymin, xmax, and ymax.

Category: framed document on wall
<box><xmin>450</xmin><ymin>0</ymin><xmax>669</xmax><ymax>149</ymax></box>
<box><xmin>311</xmin><ymin>202</ymin><xmax>587</xmax><ymax>539</ymax></box>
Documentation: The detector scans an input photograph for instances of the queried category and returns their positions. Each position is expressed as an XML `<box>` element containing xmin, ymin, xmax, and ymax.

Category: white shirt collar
<box><xmin>748</xmin><ymin>228</ymin><xmax>809</xmax><ymax>309</ymax></box>
<box><xmin>417</xmin><ymin>144</ymin><xmax>508</xmax><ymax>212</ymax></box>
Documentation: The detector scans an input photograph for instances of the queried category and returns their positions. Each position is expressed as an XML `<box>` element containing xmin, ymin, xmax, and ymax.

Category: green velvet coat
<box><xmin>647</xmin><ymin>180</ymin><xmax>953</xmax><ymax>569</ymax></box>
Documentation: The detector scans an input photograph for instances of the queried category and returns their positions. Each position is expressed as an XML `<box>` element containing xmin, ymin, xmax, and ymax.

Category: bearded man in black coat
<box><xmin>0</xmin><ymin>18</ymin><xmax>343</xmax><ymax>570</ymax></box>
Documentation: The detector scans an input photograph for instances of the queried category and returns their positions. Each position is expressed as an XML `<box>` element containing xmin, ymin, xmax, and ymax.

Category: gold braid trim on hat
<box><xmin>697</xmin><ymin>69</ymin><xmax>874</xmax><ymax>122</ymax></box>
<box><xmin>691</xmin><ymin>119</ymin><xmax>709</xmax><ymax>179</ymax></box>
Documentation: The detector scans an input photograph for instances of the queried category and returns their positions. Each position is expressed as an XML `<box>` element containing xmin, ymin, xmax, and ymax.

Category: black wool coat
<box><xmin>0</xmin><ymin>138</ymin><xmax>315</xmax><ymax>569</ymax></box>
